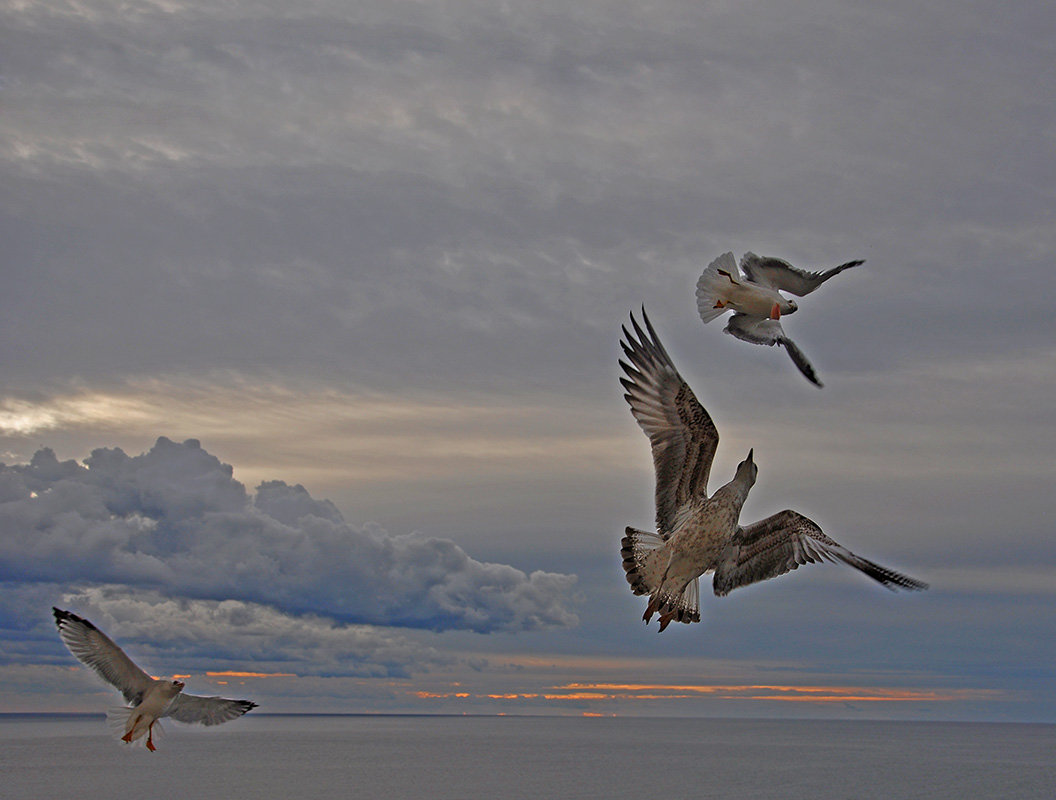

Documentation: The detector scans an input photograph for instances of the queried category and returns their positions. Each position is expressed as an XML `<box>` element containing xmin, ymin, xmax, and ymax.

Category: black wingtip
<box><xmin>53</xmin><ymin>607</ymin><xmax>97</xmax><ymax>631</ymax></box>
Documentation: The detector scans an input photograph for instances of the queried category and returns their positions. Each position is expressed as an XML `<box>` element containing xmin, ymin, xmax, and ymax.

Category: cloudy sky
<box><xmin>1</xmin><ymin>0</ymin><xmax>1053</xmax><ymax>722</ymax></box>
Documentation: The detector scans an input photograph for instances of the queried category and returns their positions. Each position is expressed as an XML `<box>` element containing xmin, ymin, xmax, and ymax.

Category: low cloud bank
<box><xmin>0</xmin><ymin>437</ymin><xmax>577</xmax><ymax>634</ymax></box>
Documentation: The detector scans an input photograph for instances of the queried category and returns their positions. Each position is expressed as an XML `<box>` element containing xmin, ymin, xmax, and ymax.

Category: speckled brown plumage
<box><xmin>618</xmin><ymin>310</ymin><xmax>927</xmax><ymax>631</ymax></box>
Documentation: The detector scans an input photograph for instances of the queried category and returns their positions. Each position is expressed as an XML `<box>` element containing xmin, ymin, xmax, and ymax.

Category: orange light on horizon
<box><xmin>555</xmin><ymin>683</ymin><xmax>1001</xmax><ymax>703</ymax></box>
<box><xmin>205</xmin><ymin>671</ymin><xmax>297</xmax><ymax>678</ymax></box>
<box><xmin>407</xmin><ymin>682</ymin><xmax>1001</xmax><ymax>706</ymax></box>
<box><xmin>413</xmin><ymin>691</ymin><xmax>471</xmax><ymax>699</ymax></box>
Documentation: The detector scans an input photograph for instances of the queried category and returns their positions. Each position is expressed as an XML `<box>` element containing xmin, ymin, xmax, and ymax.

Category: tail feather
<box><xmin>646</xmin><ymin>580</ymin><xmax>702</xmax><ymax>631</ymax></box>
<box><xmin>696</xmin><ymin>252</ymin><xmax>738</xmax><ymax>323</ymax></box>
<box><xmin>106</xmin><ymin>707</ymin><xmax>163</xmax><ymax>748</ymax></box>
<box><xmin>106</xmin><ymin>706</ymin><xmax>135</xmax><ymax>741</ymax></box>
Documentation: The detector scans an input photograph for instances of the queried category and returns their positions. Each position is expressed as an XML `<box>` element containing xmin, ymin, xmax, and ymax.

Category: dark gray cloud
<box><xmin>2</xmin><ymin>0</ymin><xmax>1052</xmax><ymax>395</ymax></box>
<box><xmin>0</xmin><ymin>437</ymin><xmax>577</xmax><ymax>634</ymax></box>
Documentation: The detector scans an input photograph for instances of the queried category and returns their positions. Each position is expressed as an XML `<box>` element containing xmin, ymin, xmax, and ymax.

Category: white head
<box><xmin>161</xmin><ymin>679</ymin><xmax>185</xmax><ymax>699</ymax></box>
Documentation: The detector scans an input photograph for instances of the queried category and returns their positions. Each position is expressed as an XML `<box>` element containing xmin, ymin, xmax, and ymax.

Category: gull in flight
<box><xmin>53</xmin><ymin>608</ymin><xmax>257</xmax><ymax>750</ymax></box>
<box><xmin>695</xmin><ymin>251</ymin><xmax>864</xmax><ymax>387</ymax></box>
<box><xmin>618</xmin><ymin>311</ymin><xmax>927</xmax><ymax>631</ymax></box>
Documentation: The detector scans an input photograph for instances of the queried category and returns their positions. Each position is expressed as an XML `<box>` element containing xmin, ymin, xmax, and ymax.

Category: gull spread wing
<box><xmin>712</xmin><ymin>510</ymin><xmax>929</xmax><ymax>596</ymax></box>
<box><xmin>53</xmin><ymin>608</ymin><xmax>154</xmax><ymax>705</ymax></box>
<box><xmin>165</xmin><ymin>693</ymin><xmax>258</xmax><ymax>726</ymax></box>
<box><xmin>619</xmin><ymin>309</ymin><xmax>720</xmax><ymax>536</ymax></box>
<box><xmin>740</xmin><ymin>252</ymin><xmax>864</xmax><ymax>297</ymax></box>
<box><xmin>724</xmin><ymin>313</ymin><xmax>823</xmax><ymax>387</ymax></box>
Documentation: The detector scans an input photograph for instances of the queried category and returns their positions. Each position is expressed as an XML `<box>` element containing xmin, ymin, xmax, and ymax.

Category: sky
<box><xmin>1</xmin><ymin>0</ymin><xmax>1054</xmax><ymax>723</ymax></box>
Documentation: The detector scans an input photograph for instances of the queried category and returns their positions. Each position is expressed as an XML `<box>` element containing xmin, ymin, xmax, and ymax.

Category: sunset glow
<box><xmin>408</xmin><ymin>682</ymin><xmax>1000</xmax><ymax>706</ymax></box>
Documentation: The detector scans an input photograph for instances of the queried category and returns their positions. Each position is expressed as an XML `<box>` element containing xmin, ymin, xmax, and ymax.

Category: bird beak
<box><xmin>770</xmin><ymin>303</ymin><xmax>781</xmax><ymax>320</ymax></box>
<box><xmin>174</xmin><ymin>681</ymin><xmax>185</xmax><ymax>689</ymax></box>
<box><xmin>747</xmin><ymin>448</ymin><xmax>754</xmax><ymax>462</ymax></box>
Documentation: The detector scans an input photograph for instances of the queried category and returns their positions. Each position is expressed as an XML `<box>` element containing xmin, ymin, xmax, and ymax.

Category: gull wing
<box><xmin>53</xmin><ymin>607</ymin><xmax>154</xmax><ymax>706</ymax></box>
<box><xmin>619</xmin><ymin>309</ymin><xmax>720</xmax><ymax>537</ymax></box>
<box><xmin>712</xmin><ymin>510</ymin><xmax>929</xmax><ymax>596</ymax></box>
<box><xmin>740</xmin><ymin>252</ymin><xmax>864</xmax><ymax>296</ymax></box>
<box><xmin>165</xmin><ymin>693</ymin><xmax>258</xmax><ymax>726</ymax></box>
<box><xmin>723</xmin><ymin>313</ymin><xmax>823</xmax><ymax>387</ymax></box>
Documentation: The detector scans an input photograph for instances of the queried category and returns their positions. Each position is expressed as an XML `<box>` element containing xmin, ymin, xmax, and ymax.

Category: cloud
<box><xmin>53</xmin><ymin>586</ymin><xmax>448</xmax><ymax>678</ymax></box>
<box><xmin>1</xmin><ymin>0</ymin><xmax>1048</xmax><ymax>397</ymax></box>
<box><xmin>0</xmin><ymin>437</ymin><xmax>578</xmax><ymax>634</ymax></box>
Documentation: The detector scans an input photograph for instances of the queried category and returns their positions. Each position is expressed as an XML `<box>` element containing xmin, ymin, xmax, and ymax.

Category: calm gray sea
<box><xmin>1</xmin><ymin>713</ymin><xmax>1053</xmax><ymax>799</ymax></box>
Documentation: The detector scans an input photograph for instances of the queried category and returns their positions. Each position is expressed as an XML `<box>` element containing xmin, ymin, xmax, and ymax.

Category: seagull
<box><xmin>53</xmin><ymin>608</ymin><xmax>257</xmax><ymax>750</ymax></box>
<box><xmin>695</xmin><ymin>251</ymin><xmax>864</xmax><ymax>387</ymax></box>
<box><xmin>618</xmin><ymin>310</ymin><xmax>927</xmax><ymax>632</ymax></box>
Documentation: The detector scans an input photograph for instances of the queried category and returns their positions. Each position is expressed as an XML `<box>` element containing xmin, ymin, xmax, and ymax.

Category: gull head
<box><xmin>770</xmin><ymin>297</ymin><xmax>797</xmax><ymax>319</ymax></box>
<box><xmin>736</xmin><ymin>449</ymin><xmax>758</xmax><ymax>488</ymax></box>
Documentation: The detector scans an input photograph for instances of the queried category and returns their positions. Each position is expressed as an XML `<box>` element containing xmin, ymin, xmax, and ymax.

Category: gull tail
<box><xmin>105</xmin><ymin>706</ymin><xmax>162</xmax><ymax>747</ymax></box>
<box><xmin>696</xmin><ymin>252</ymin><xmax>739</xmax><ymax>323</ymax></box>
<box><xmin>106</xmin><ymin>706</ymin><xmax>136</xmax><ymax>742</ymax></box>
<box><xmin>645</xmin><ymin>580</ymin><xmax>701</xmax><ymax>632</ymax></box>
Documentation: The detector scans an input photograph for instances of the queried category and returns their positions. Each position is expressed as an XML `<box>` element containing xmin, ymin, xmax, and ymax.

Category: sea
<box><xmin>1</xmin><ymin>713</ymin><xmax>1053</xmax><ymax>799</ymax></box>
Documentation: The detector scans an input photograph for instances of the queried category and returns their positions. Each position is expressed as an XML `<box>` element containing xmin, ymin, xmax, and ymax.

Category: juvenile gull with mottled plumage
<box><xmin>53</xmin><ymin>607</ymin><xmax>257</xmax><ymax>750</ymax></box>
<box><xmin>618</xmin><ymin>310</ymin><xmax>927</xmax><ymax>631</ymax></box>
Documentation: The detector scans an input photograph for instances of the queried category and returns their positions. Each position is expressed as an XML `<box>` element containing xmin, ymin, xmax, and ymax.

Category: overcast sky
<box><xmin>1</xmin><ymin>0</ymin><xmax>1054</xmax><ymax>722</ymax></box>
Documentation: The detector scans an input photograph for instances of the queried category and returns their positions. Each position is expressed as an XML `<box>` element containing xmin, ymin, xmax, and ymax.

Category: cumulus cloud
<box><xmin>0</xmin><ymin>437</ymin><xmax>578</xmax><ymax>634</ymax></box>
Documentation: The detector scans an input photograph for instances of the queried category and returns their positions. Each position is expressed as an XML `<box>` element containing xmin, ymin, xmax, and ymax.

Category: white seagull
<box><xmin>695</xmin><ymin>251</ymin><xmax>864</xmax><ymax>387</ymax></box>
<box><xmin>53</xmin><ymin>607</ymin><xmax>257</xmax><ymax>750</ymax></box>
<box><xmin>618</xmin><ymin>311</ymin><xmax>927</xmax><ymax>631</ymax></box>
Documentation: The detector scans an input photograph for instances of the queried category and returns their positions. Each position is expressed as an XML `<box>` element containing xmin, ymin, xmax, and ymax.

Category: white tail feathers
<box><xmin>106</xmin><ymin>706</ymin><xmax>163</xmax><ymax>748</ymax></box>
<box><xmin>696</xmin><ymin>251</ymin><xmax>739</xmax><ymax>323</ymax></box>
<box><xmin>106</xmin><ymin>706</ymin><xmax>135</xmax><ymax>740</ymax></box>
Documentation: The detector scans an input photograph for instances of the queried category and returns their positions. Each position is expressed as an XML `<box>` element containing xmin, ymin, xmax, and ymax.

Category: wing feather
<box><xmin>740</xmin><ymin>253</ymin><xmax>863</xmax><ymax>296</ymax></box>
<box><xmin>620</xmin><ymin>310</ymin><xmax>720</xmax><ymax>536</ymax></box>
<box><xmin>712</xmin><ymin>510</ymin><xmax>928</xmax><ymax>596</ymax></box>
<box><xmin>165</xmin><ymin>693</ymin><xmax>258</xmax><ymax>726</ymax></box>
<box><xmin>723</xmin><ymin>314</ymin><xmax>823</xmax><ymax>387</ymax></box>
<box><xmin>53</xmin><ymin>608</ymin><xmax>154</xmax><ymax>705</ymax></box>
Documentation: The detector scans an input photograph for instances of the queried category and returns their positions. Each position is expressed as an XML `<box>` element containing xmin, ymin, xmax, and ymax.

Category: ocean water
<box><xmin>1</xmin><ymin>714</ymin><xmax>1053</xmax><ymax>799</ymax></box>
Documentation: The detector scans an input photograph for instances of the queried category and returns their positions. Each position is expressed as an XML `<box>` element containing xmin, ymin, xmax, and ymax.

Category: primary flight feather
<box><xmin>619</xmin><ymin>310</ymin><xmax>926</xmax><ymax>631</ymax></box>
